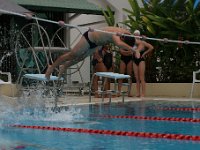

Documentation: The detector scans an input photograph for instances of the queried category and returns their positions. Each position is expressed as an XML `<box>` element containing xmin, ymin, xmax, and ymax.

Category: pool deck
<box><xmin>52</xmin><ymin>95</ymin><xmax>200</xmax><ymax>107</ymax></box>
<box><xmin>1</xmin><ymin>94</ymin><xmax>200</xmax><ymax>108</ymax></box>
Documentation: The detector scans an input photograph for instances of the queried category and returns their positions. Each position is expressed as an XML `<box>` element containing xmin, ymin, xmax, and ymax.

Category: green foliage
<box><xmin>101</xmin><ymin>1</ymin><xmax>200</xmax><ymax>82</ymax></box>
<box><xmin>101</xmin><ymin>6</ymin><xmax>115</xmax><ymax>26</ymax></box>
<box><xmin>122</xmin><ymin>0</ymin><xmax>200</xmax><ymax>83</ymax></box>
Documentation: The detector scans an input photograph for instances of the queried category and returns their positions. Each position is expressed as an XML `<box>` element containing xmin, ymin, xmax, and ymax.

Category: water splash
<box><xmin>0</xmin><ymin>51</ymin><xmax>13</xmax><ymax>67</ymax></box>
<box><xmin>0</xmin><ymin>91</ymin><xmax>84</xmax><ymax>127</ymax></box>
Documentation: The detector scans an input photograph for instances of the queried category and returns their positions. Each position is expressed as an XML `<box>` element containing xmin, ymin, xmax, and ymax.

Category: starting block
<box><xmin>89</xmin><ymin>72</ymin><xmax>131</xmax><ymax>103</ymax></box>
<box><xmin>20</xmin><ymin>74</ymin><xmax>64</xmax><ymax>107</ymax></box>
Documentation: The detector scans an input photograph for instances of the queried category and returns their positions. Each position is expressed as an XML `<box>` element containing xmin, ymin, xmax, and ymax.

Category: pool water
<box><xmin>1</xmin><ymin>100</ymin><xmax>200</xmax><ymax>149</ymax></box>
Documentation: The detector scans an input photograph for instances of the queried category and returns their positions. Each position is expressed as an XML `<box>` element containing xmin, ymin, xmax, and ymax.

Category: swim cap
<box><xmin>133</xmin><ymin>30</ymin><xmax>140</xmax><ymax>35</ymax></box>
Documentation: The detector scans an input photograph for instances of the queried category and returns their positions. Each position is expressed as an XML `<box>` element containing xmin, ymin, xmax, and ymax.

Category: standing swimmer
<box><xmin>132</xmin><ymin>30</ymin><xmax>154</xmax><ymax>97</ymax></box>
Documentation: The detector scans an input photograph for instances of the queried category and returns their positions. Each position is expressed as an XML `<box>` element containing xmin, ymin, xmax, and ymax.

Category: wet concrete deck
<box><xmin>1</xmin><ymin>94</ymin><xmax>200</xmax><ymax>108</ymax></box>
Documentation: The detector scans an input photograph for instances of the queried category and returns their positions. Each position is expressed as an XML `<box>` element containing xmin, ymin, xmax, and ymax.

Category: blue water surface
<box><xmin>1</xmin><ymin>100</ymin><xmax>200</xmax><ymax>150</ymax></box>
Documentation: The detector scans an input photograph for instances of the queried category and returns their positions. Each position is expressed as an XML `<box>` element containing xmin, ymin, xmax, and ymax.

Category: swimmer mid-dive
<box><xmin>45</xmin><ymin>26</ymin><xmax>141</xmax><ymax>80</ymax></box>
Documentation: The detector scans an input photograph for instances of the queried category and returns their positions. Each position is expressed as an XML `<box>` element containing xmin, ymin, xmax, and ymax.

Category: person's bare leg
<box><xmin>45</xmin><ymin>36</ymin><xmax>89</xmax><ymax>79</ymax></box>
<box><xmin>139</xmin><ymin>61</ymin><xmax>146</xmax><ymax>97</ymax></box>
<box><xmin>127</xmin><ymin>60</ymin><xmax>133</xmax><ymax>97</ymax></box>
<box><xmin>94</xmin><ymin>62</ymin><xmax>106</xmax><ymax>98</ymax></box>
<box><xmin>58</xmin><ymin>60</ymin><xmax>78</xmax><ymax>78</ymax></box>
<box><xmin>45</xmin><ymin>52</ymin><xmax>73</xmax><ymax>79</ymax></box>
<box><xmin>118</xmin><ymin>61</ymin><xmax>126</xmax><ymax>97</ymax></box>
<box><xmin>104</xmin><ymin>67</ymin><xmax>113</xmax><ymax>98</ymax></box>
<box><xmin>107</xmin><ymin>67</ymin><xmax>113</xmax><ymax>90</ymax></box>
<box><xmin>133</xmin><ymin>63</ymin><xmax>140</xmax><ymax>97</ymax></box>
<box><xmin>45</xmin><ymin>65</ymin><xmax>54</xmax><ymax>79</ymax></box>
<box><xmin>93</xmin><ymin>76</ymin><xmax>100</xmax><ymax>98</ymax></box>
<box><xmin>58</xmin><ymin>65</ymin><xmax>64</xmax><ymax>78</ymax></box>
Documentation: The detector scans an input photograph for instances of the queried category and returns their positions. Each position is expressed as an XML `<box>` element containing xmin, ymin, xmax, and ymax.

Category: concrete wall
<box><xmin>112</xmin><ymin>83</ymin><xmax>200</xmax><ymax>98</ymax></box>
<box><xmin>0</xmin><ymin>84</ymin><xmax>20</xmax><ymax>97</ymax></box>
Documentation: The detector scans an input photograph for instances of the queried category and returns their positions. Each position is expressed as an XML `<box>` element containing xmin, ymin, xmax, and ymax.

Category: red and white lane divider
<box><xmin>97</xmin><ymin>103</ymin><xmax>200</xmax><ymax>112</ymax></box>
<box><xmin>91</xmin><ymin>114</ymin><xmax>200</xmax><ymax>123</ymax></box>
<box><xmin>9</xmin><ymin>124</ymin><xmax>200</xmax><ymax>141</ymax></box>
<box><xmin>155</xmin><ymin>107</ymin><xmax>200</xmax><ymax>112</ymax></box>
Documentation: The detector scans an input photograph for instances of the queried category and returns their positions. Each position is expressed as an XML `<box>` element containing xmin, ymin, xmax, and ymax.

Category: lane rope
<box><xmin>1</xmin><ymin>8</ymin><xmax>200</xmax><ymax>45</ymax></box>
<box><xmin>108</xmin><ymin>103</ymin><xmax>200</xmax><ymax>112</ymax></box>
<box><xmin>9</xmin><ymin>124</ymin><xmax>200</xmax><ymax>141</ymax></box>
<box><xmin>90</xmin><ymin>114</ymin><xmax>200</xmax><ymax>123</ymax></box>
<box><xmin>155</xmin><ymin>107</ymin><xmax>200</xmax><ymax>112</ymax></box>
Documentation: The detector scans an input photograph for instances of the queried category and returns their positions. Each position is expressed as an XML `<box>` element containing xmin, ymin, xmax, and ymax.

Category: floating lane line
<box><xmin>90</xmin><ymin>114</ymin><xmax>200</xmax><ymax>123</ymax></box>
<box><xmin>155</xmin><ymin>107</ymin><xmax>200</xmax><ymax>112</ymax></box>
<box><xmin>9</xmin><ymin>124</ymin><xmax>200</xmax><ymax>141</ymax></box>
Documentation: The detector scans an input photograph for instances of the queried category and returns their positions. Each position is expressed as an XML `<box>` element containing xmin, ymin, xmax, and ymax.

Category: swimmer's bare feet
<box><xmin>135</xmin><ymin>95</ymin><xmax>140</xmax><ymax>97</ymax></box>
<box><xmin>58</xmin><ymin>65</ymin><xmax>65</xmax><ymax>78</ymax></box>
<box><xmin>140</xmin><ymin>94</ymin><xmax>145</xmax><ymax>98</ymax></box>
<box><xmin>128</xmin><ymin>94</ymin><xmax>133</xmax><ymax>97</ymax></box>
<box><xmin>94</xmin><ymin>94</ymin><xmax>101</xmax><ymax>98</ymax></box>
<box><xmin>45</xmin><ymin>65</ymin><xmax>53</xmax><ymax>80</ymax></box>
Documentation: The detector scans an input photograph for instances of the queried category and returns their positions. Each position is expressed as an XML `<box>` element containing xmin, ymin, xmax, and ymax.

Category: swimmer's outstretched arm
<box><xmin>112</xmin><ymin>35</ymin><xmax>133</xmax><ymax>51</ymax></box>
<box><xmin>112</xmin><ymin>35</ymin><xmax>140</xmax><ymax>58</ymax></box>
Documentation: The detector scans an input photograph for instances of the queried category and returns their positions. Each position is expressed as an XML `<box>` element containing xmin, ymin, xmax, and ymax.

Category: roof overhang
<box><xmin>14</xmin><ymin>0</ymin><xmax>103</xmax><ymax>15</ymax></box>
<box><xmin>0</xmin><ymin>0</ymin><xmax>31</xmax><ymax>14</ymax></box>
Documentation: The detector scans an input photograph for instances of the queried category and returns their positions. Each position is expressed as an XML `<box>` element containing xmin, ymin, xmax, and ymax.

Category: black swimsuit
<box><xmin>133</xmin><ymin>50</ymin><xmax>146</xmax><ymax>66</ymax></box>
<box><xmin>83</xmin><ymin>31</ymin><xmax>98</xmax><ymax>49</ymax></box>
<box><xmin>92</xmin><ymin>47</ymin><xmax>113</xmax><ymax>70</ymax></box>
<box><xmin>103</xmin><ymin>52</ymin><xmax>113</xmax><ymax>70</ymax></box>
<box><xmin>121</xmin><ymin>55</ymin><xmax>132</xmax><ymax>65</ymax></box>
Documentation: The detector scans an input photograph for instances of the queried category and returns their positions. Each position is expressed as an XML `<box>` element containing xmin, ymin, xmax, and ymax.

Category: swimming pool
<box><xmin>1</xmin><ymin>100</ymin><xmax>200</xmax><ymax>149</ymax></box>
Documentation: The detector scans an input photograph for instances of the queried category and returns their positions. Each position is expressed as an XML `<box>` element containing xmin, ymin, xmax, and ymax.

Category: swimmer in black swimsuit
<box><xmin>121</xmin><ymin>55</ymin><xmax>133</xmax><ymax>66</ymax></box>
<box><xmin>45</xmin><ymin>26</ymin><xmax>139</xmax><ymax>80</ymax></box>
<box><xmin>92</xmin><ymin>45</ymin><xmax>113</xmax><ymax>98</ymax></box>
<box><xmin>118</xmin><ymin>48</ymin><xmax>134</xmax><ymax>97</ymax></box>
<box><xmin>132</xmin><ymin>30</ymin><xmax>154</xmax><ymax>97</ymax></box>
<box><xmin>92</xmin><ymin>45</ymin><xmax>113</xmax><ymax>70</ymax></box>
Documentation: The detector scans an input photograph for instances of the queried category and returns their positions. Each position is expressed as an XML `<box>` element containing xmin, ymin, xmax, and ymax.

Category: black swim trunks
<box><xmin>103</xmin><ymin>52</ymin><xmax>113</xmax><ymax>70</ymax></box>
<box><xmin>83</xmin><ymin>31</ymin><xmax>98</xmax><ymax>49</ymax></box>
<box><xmin>92</xmin><ymin>59</ymin><xmax>98</xmax><ymax>66</ymax></box>
<box><xmin>121</xmin><ymin>55</ymin><xmax>132</xmax><ymax>65</ymax></box>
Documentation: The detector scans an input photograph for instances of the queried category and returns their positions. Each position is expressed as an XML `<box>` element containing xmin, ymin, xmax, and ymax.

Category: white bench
<box><xmin>190</xmin><ymin>69</ymin><xmax>200</xmax><ymax>98</ymax></box>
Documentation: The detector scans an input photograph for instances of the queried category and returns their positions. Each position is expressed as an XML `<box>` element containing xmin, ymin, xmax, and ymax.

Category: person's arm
<box><xmin>112</xmin><ymin>35</ymin><xmax>133</xmax><ymax>52</ymax></box>
<box><xmin>93</xmin><ymin>47</ymin><xmax>103</xmax><ymax>63</ymax></box>
<box><xmin>141</xmin><ymin>41</ymin><xmax>154</xmax><ymax>58</ymax></box>
<box><xmin>119</xmin><ymin>49</ymin><xmax>132</xmax><ymax>56</ymax></box>
<box><xmin>133</xmin><ymin>40</ymin><xmax>145</xmax><ymax>58</ymax></box>
<box><xmin>112</xmin><ymin>34</ymin><xmax>140</xmax><ymax>58</ymax></box>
